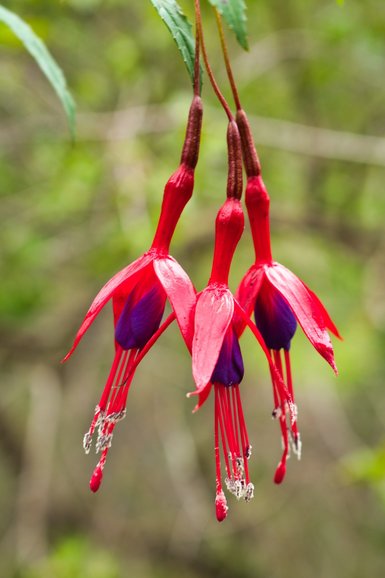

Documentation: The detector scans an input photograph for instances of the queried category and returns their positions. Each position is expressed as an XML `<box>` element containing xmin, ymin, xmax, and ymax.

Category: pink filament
<box><xmin>214</xmin><ymin>383</ymin><xmax>251</xmax><ymax>497</ymax></box>
<box><xmin>269</xmin><ymin>349</ymin><xmax>300</xmax><ymax>484</ymax></box>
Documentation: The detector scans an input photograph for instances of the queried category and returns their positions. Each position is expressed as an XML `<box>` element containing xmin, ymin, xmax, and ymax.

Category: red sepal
<box><xmin>187</xmin><ymin>381</ymin><xmax>212</xmax><ymax>412</ymax></box>
<box><xmin>192</xmin><ymin>286</ymin><xmax>234</xmax><ymax>392</ymax></box>
<box><xmin>154</xmin><ymin>257</ymin><xmax>196</xmax><ymax>351</ymax></box>
<box><xmin>62</xmin><ymin>253</ymin><xmax>153</xmax><ymax>361</ymax></box>
<box><xmin>234</xmin><ymin>264</ymin><xmax>264</xmax><ymax>336</ymax></box>
<box><xmin>265</xmin><ymin>263</ymin><xmax>337</xmax><ymax>372</ymax></box>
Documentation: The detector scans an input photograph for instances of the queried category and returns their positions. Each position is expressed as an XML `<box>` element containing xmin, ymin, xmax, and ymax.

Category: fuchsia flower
<box><xmin>189</xmin><ymin>122</ymin><xmax>282</xmax><ymax>522</ymax></box>
<box><xmin>64</xmin><ymin>96</ymin><xmax>202</xmax><ymax>491</ymax></box>
<box><xmin>234</xmin><ymin>110</ymin><xmax>341</xmax><ymax>483</ymax></box>
<box><xmin>235</xmin><ymin>133</ymin><xmax>341</xmax><ymax>482</ymax></box>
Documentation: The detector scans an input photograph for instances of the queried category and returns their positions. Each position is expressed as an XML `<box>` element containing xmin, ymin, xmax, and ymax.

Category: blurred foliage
<box><xmin>20</xmin><ymin>536</ymin><xmax>121</xmax><ymax>578</ymax></box>
<box><xmin>1</xmin><ymin>1</ymin><xmax>385</xmax><ymax>578</ymax></box>
<box><xmin>0</xmin><ymin>4</ymin><xmax>76</xmax><ymax>135</ymax></box>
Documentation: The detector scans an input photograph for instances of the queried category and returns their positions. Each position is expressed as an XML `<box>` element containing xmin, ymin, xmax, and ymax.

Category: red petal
<box><xmin>234</xmin><ymin>265</ymin><xmax>264</xmax><ymax>336</ymax></box>
<box><xmin>62</xmin><ymin>253</ymin><xmax>153</xmax><ymax>361</ymax></box>
<box><xmin>265</xmin><ymin>263</ymin><xmax>337</xmax><ymax>372</ymax></box>
<box><xmin>153</xmin><ymin>257</ymin><xmax>196</xmax><ymax>351</ymax></box>
<box><xmin>192</xmin><ymin>286</ymin><xmax>234</xmax><ymax>392</ymax></box>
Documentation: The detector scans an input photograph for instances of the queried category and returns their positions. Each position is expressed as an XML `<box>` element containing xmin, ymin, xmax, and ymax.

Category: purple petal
<box><xmin>211</xmin><ymin>328</ymin><xmax>244</xmax><ymax>386</ymax></box>
<box><xmin>254</xmin><ymin>282</ymin><xmax>297</xmax><ymax>351</ymax></box>
<box><xmin>115</xmin><ymin>284</ymin><xmax>166</xmax><ymax>350</ymax></box>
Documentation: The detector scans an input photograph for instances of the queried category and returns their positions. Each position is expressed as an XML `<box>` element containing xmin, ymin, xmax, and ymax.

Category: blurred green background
<box><xmin>1</xmin><ymin>1</ymin><xmax>385</xmax><ymax>577</ymax></box>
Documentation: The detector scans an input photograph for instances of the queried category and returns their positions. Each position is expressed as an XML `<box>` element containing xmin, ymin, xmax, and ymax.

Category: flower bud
<box><xmin>236</xmin><ymin>109</ymin><xmax>261</xmax><ymax>177</ymax></box>
<box><xmin>180</xmin><ymin>95</ymin><xmax>203</xmax><ymax>169</ymax></box>
<box><xmin>226</xmin><ymin>120</ymin><xmax>243</xmax><ymax>200</ymax></box>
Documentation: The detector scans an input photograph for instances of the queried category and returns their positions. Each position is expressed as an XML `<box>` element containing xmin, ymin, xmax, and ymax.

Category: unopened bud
<box><xmin>180</xmin><ymin>95</ymin><xmax>203</xmax><ymax>169</ymax></box>
<box><xmin>235</xmin><ymin>109</ymin><xmax>261</xmax><ymax>177</ymax></box>
<box><xmin>226</xmin><ymin>121</ymin><xmax>243</xmax><ymax>200</ymax></box>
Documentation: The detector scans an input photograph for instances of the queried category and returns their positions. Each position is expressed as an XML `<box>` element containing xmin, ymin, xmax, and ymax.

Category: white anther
<box><xmin>96</xmin><ymin>433</ymin><xmax>113</xmax><ymax>453</ymax></box>
<box><xmin>83</xmin><ymin>432</ymin><xmax>93</xmax><ymax>454</ymax></box>
<box><xmin>244</xmin><ymin>483</ymin><xmax>254</xmax><ymax>502</ymax></box>
<box><xmin>272</xmin><ymin>407</ymin><xmax>282</xmax><ymax>419</ymax></box>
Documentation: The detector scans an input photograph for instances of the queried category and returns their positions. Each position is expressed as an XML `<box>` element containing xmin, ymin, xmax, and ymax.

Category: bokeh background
<box><xmin>1</xmin><ymin>1</ymin><xmax>385</xmax><ymax>577</ymax></box>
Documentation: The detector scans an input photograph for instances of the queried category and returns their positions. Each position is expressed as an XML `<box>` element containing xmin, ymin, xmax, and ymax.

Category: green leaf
<box><xmin>0</xmin><ymin>5</ymin><xmax>76</xmax><ymax>137</ymax></box>
<box><xmin>150</xmin><ymin>0</ymin><xmax>199</xmax><ymax>86</ymax></box>
<box><xmin>208</xmin><ymin>0</ymin><xmax>248</xmax><ymax>51</ymax></box>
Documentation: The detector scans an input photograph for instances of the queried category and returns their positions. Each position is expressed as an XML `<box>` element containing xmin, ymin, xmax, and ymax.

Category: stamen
<box><xmin>235</xmin><ymin>386</ymin><xmax>251</xmax><ymax>487</ymax></box>
<box><xmin>214</xmin><ymin>383</ymin><xmax>253</xmax><ymax>503</ymax></box>
<box><xmin>86</xmin><ymin>314</ymin><xmax>176</xmax><ymax>456</ymax></box>
<box><xmin>95</xmin><ymin>432</ymin><xmax>112</xmax><ymax>453</ymax></box>
<box><xmin>244</xmin><ymin>483</ymin><xmax>255</xmax><ymax>502</ymax></box>
<box><xmin>82</xmin><ymin>347</ymin><xmax>125</xmax><ymax>454</ymax></box>
<box><xmin>221</xmin><ymin>388</ymin><xmax>239</xmax><ymax>478</ymax></box>
<box><xmin>269</xmin><ymin>347</ymin><xmax>303</xmax><ymax>481</ymax></box>
<box><xmin>94</xmin><ymin>350</ymin><xmax>137</xmax><ymax>457</ymax></box>
<box><xmin>284</xmin><ymin>349</ymin><xmax>300</xmax><ymax>437</ymax></box>
<box><xmin>226</xmin><ymin>387</ymin><xmax>241</xmax><ymax>466</ymax></box>
<box><xmin>272</xmin><ymin>407</ymin><xmax>282</xmax><ymax>419</ymax></box>
<box><xmin>99</xmin><ymin>347</ymin><xmax>124</xmax><ymax>410</ymax></box>
<box><xmin>272</xmin><ymin>350</ymin><xmax>290</xmax><ymax>483</ymax></box>
<box><xmin>284</xmin><ymin>350</ymin><xmax>294</xmax><ymax>399</ymax></box>
<box><xmin>290</xmin><ymin>431</ymin><xmax>302</xmax><ymax>460</ymax></box>
<box><xmin>214</xmin><ymin>385</ymin><xmax>223</xmax><ymax>492</ymax></box>
<box><xmin>85</xmin><ymin>312</ymin><xmax>177</xmax><ymax>493</ymax></box>
<box><xmin>216</xmin><ymin>386</ymin><xmax>231</xmax><ymax>478</ymax></box>
<box><xmin>218</xmin><ymin>388</ymin><xmax>234</xmax><ymax>474</ymax></box>
<box><xmin>84</xmin><ymin>348</ymin><xmax>138</xmax><ymax>489</ymax></box>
